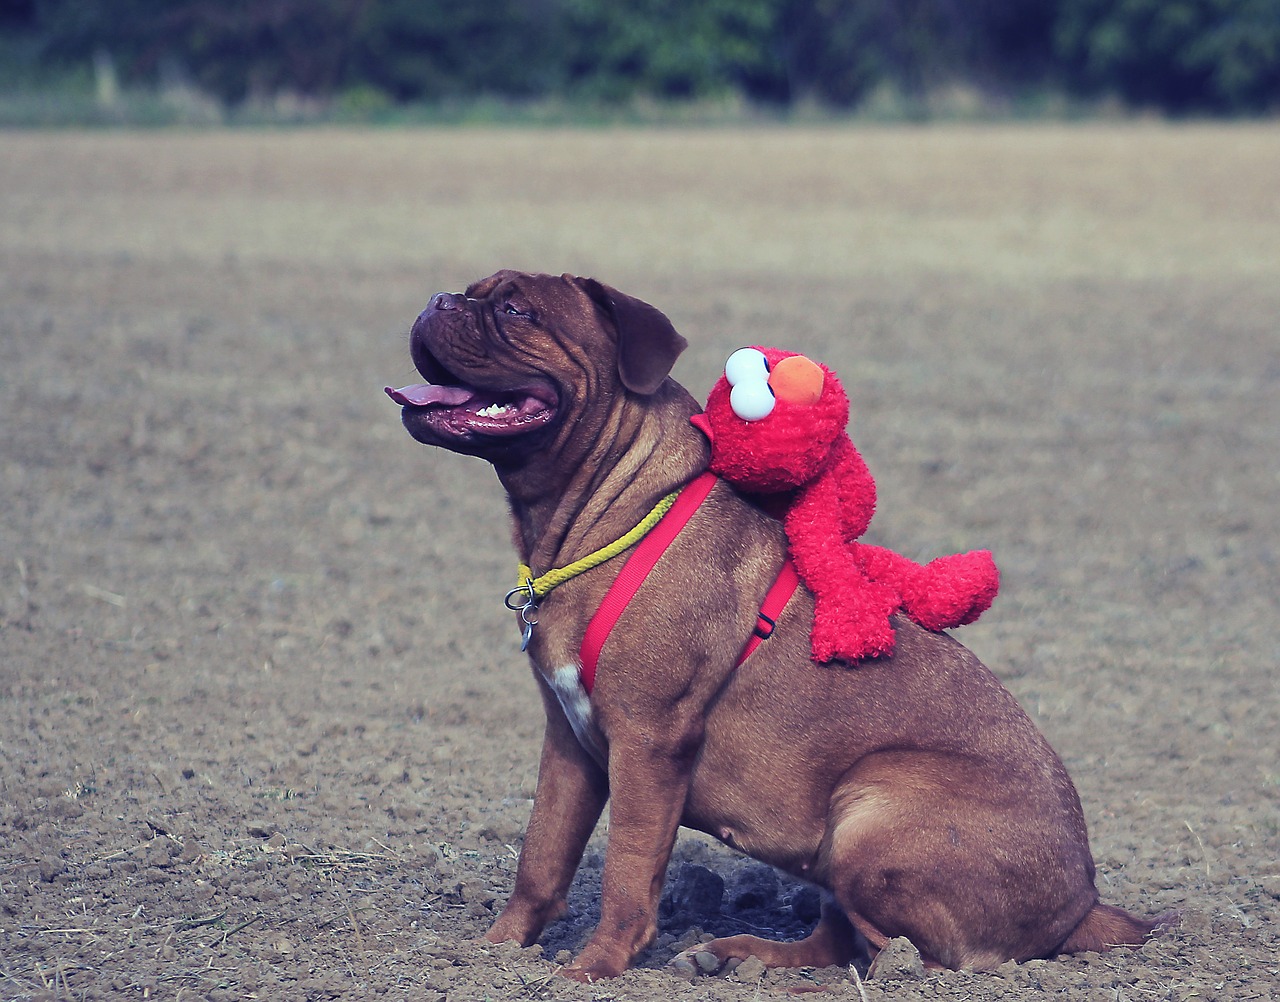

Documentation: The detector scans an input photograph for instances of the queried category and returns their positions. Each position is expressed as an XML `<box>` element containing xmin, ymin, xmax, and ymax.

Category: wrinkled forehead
<box><xmin>464</xmin><ymin>270</ymin><xmax>514</xmax><ymax>299</ymax></box>
<box><xmin>464</xmin><ymin>270</ymin><xmax>574</xmax><ymax>302</ymax></box>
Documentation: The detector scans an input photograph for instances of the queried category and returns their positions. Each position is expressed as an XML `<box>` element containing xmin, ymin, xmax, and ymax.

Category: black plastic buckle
<box><xmin>753</xmin><ymin>611</ymin><xmax>777</xmax><ymax>640</ymax></box>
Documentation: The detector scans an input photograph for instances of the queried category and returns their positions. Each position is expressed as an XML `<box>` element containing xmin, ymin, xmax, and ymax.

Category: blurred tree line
<box><xmin>2</xmin><ymin>0</ymin><xmax>1277</xmax><ymax>115</ymax></box>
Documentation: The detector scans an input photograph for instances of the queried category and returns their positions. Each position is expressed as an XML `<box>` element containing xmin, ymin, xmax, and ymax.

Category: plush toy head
<box><xmin>693</xmin><ymin>346</ymin><xmax>998</xmax><ymax>662</ymax></box>
<box><xmin>691</xmin><ymin>347</ymin><xmax>849</xmax><ymax>494</ymax></box>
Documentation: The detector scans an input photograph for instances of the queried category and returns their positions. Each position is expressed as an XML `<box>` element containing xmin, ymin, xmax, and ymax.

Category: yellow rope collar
<box><xmin>512</xmin><ymin>489</ymin><xmax>681</xmax><ymax>603</ymax></box>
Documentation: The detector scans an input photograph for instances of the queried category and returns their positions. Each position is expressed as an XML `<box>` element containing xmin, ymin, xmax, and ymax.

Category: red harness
<box><xmin>578</xmin><ymin>472</ymin><xmax>800</xmax><ymax>696</ymax></box>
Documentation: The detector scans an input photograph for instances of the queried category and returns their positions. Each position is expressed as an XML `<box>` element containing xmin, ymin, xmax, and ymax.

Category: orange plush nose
<box><xmin>768</xmin><ymin>354</ymin><xmax>824</xmax><ymax>406</ymax></box>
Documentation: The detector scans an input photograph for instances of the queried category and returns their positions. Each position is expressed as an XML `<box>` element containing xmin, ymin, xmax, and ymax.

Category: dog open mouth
<box><xmin>384</xmin><ymin>380</ymin><xmax>558</xmax><ymax>441</ymax></box>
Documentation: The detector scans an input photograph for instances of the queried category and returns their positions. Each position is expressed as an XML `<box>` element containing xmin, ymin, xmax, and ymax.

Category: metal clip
<box><xmin>504</xmin><ymin>578</ymin><xmax>536</xmax><ymax>612</ymax></box>
<box><xmin>505</xmin><ymin>579</ymin><xmax>539</xmax><ymax>651</ymax></box>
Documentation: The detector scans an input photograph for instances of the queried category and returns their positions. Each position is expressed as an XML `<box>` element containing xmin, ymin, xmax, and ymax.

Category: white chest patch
<box><xmin>548</xmin><ymin>664</ymin><xmax>605</xmax><ymax>764</ymax></box>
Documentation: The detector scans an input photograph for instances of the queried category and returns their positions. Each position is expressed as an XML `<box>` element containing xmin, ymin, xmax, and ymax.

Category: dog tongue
<box><xmin>384</xmin><ymin>383</ymin><xmax>475</xmax><ymax>407</ymax></box>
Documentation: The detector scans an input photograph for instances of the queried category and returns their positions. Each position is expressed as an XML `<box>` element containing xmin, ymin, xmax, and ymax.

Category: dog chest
<box><xmin>547</xmin><ymin>664</ymin><xmax>607</xmax><ymax>765</ymax></box>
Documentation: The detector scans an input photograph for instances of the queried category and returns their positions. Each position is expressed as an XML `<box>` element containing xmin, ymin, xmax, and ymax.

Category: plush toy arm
<box><xmin>853</xmin><ymin>543</ymin><xmax>999</xmax><ymax>632</ymax></box>
<box><xmin>852</xmin><ymin>543</ymin><xmax>920</xmax><ymax>590</ymax></box>
<box><xmin>786</xmin><ymin>475</ymin><xmax>900</xmax><ymax>662</ymax></box>
<box><xmin>829</xmin><ymin>436</ymin><xmax>877</xmax><ymax>543</ymax></box>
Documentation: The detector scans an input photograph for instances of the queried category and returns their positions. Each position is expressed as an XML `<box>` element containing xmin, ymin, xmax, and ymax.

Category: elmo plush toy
<box><xmin>691</xmin><ymin>347</ymin><xmax>1000</xmax><ymax>663</ymax></box>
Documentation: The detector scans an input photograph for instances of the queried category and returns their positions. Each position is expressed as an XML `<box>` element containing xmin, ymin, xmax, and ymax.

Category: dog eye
<box><xmin>502</xmin><ymin>302</ymin><xmax>533</xmax><ymax>319</ymax></box>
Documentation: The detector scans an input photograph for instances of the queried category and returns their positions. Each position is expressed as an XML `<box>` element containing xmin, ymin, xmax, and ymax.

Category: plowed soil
<box><xmin>2</xmin><ymin>125</ymin><xmax>1277</xmax><ymax>1001</ymax></box>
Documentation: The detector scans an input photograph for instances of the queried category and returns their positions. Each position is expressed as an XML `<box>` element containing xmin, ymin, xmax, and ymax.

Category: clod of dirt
<box><xmin>867</xmin><ymin>936</ymin><xmax>926</xmax><ymax>980</ymax></box>
<box><xmin>728</xmin><ymin>863</ymin><xmax>781</xmax><ymax>910</ymax></box>
<box><xmin>661</xmin><ymin>863</ymin><xmax>725</xmax><ymax>923</ymax></box>
<box><xmin>790</xmin><ymin>884</ymin><xmax>824</xmax><ymax>924</ymax></box>
<box><xmin>144</xmin><ymin>835</ymin><xmax>180</xmax><ymax>868</ymax></box>
<box><xmin>267</xmin><ymin>932</ymin><xmax>295</xmax><ymax>956</ymax></box>
<box><xmin>732</xmin><ymin>955</ymin><xmax>768</xmax><ymax>982</ymax></box>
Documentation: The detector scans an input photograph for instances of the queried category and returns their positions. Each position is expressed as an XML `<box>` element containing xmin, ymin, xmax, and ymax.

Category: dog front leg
<box><xmin>563</xmin><ymin>734</ymin><xmax>694</xmax><ymax>982</ymax></box>
<box><xmin>485</xmin><ymin>686</ymin><xmax>608</xmax><ymax>948</ymax></box>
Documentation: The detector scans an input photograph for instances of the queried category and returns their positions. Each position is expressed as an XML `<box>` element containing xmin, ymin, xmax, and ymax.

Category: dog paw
<box><xmin>560</xmin><ymin>961</ymin><xmax>623</xmax><ymax>984</ymax></box>
<box><xmin>669</xmin><ymin>953</ymin><xmax>698</xmax><ymax>980</ymax></box>
<box><xmin>559</xmin><ymin>949</ymin><xmax>630</xmax><ymax>983</ymax></box>
<box><xmin>558</xmin><ymin>965</ymin><xmax>600</xmax><ymax>984</ymax></box>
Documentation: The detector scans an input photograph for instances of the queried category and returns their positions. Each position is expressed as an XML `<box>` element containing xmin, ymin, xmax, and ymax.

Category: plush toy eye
<box><xmin>730</xmin><ymin>380</ymin><xmax>776</xmax><ymax>421</ymax></box>
<box><xmin>724</xmin><ymin>347</ymin><xmax>769</xmax><ymax>387</ymax></box>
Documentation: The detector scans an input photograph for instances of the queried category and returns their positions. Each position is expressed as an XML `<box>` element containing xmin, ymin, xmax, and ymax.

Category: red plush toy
<box><xmin>691</xmin><ymin>346</ymin><xmax>1000</xmax><ymax>663</ymax></box>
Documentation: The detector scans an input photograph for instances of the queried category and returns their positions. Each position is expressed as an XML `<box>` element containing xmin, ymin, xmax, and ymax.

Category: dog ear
<box><xmin>576</xmin><ymin>277</ymin><xmax>687</xmax><ymax>394</ymax></box>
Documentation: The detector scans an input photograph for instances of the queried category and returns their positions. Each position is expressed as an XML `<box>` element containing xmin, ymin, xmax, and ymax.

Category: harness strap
<box><xmin>579</xmin><ymin>472</ymin><xmax>799</xmax><ymax>695</ymax></box>
<box><xmin>738</xmin><ymin>558</ymin><xmax>800</xmax><ymax>666</ymax></box>
<box><xmin>579</xmin><ymin>472</ymin><xmax>716</xmax><ymax>694</ymax></box>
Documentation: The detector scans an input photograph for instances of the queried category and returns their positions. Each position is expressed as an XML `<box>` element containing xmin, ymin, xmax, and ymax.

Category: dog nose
<box><xmin>429</xmin><ymin>292</ymin><xmax>466</xmax><ymax>312</ymax></box>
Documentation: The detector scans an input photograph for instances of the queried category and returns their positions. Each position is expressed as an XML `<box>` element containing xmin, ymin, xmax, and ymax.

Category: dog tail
<box><xmin>1056</xmin><ymin>901</ymin><xmax>1180</xmax><ymax>955</ymax></box>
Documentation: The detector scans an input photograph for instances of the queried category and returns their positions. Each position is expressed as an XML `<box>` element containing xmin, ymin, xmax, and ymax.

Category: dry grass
<box><xmin>2</xmin><ymin>125</ymin><xmax>1276</xmax><ymax>288</ymax></box>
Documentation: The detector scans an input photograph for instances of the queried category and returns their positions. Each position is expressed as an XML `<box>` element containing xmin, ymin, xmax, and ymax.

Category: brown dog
<box><xmin>386</xmin><ymin>271</ymin><xmax>1171</xmax><ymax>982</ymax></box>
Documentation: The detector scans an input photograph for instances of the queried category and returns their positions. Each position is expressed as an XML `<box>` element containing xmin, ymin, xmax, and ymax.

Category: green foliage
<box><xmin>31</xmin><ymin>0</ymin><xmax>366</xmax><ymax>103</ymax></box>
<box><xmin>556</xmin><ymin>0</ymin><xmax>783</xmax><ymax>101</ymax></box>
<box><xmin>9</xmin><ymin>0</ymin><xmax>1280</xmax><ymax>116</ymax></box>
<box><xmin>1057</xmin><ymin>0</ymin><xmax>1280</xmax><ymax>112</ymax></box>
<box><xmin>774</xmin><ymin>0</ymin><xmax>1060</xmax><ymax>108</ymax></box>
<box><xmin>350</xmin><ymin>0</ymin><xmax>564</xmax><ymax>101</ymax></box>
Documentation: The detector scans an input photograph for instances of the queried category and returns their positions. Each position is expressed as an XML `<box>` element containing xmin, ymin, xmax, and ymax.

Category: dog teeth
<box><xmin>477</xmin><ymin>403</ymin><xmax>515</xmax><ymax>418</ymax></box>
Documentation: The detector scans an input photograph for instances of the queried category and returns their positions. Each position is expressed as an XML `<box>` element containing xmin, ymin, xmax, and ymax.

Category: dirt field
<box><xmin>1</xmin><ymin>125</ymin><xmax>1277</xmax><ymax>1001</ymax></box>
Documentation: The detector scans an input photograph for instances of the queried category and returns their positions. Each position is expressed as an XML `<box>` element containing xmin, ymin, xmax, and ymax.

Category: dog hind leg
<box><xmin>1054</xmin><ymin>901</ymin><xmax>1179</xmax><ymax>955</ymax></box>
<box><xmin>817</xmin><ymin>751</ymin><xmax>1096</xmax><ymax>971</ymax></box>
<box><xmin>675</xmin><ymin>897</ymin><xmax>864</xmax><ymax>973</ymax></box>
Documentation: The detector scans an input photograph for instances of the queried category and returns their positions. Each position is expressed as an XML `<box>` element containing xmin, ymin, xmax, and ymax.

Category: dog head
<box><xmin>387</xmin><ymin>271</ymin><xmax>687</xmax><ymax>469</ymax></box>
